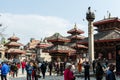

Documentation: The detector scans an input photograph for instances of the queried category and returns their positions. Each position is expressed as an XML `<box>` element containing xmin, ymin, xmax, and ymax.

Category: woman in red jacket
<box><xmin>21</xmin><ymin>59</ymin><xmax>26</xmax><ymax>74</ymax></box>
<box><xmin>64</xmin><ymin>63</ymin><xmax>75</xmax><ymax>80</ymax></box>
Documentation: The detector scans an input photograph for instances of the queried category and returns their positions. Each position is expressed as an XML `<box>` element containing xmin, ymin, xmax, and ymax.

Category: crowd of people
<box><xmin>0</xmin><ymin>58</ymin><xmax>117</xmax><ymax>80</ymax></box>
<box><xmin>82</xmin><ymin>59</ymin><xmax>116</xmax><ymax>80</ymax></box>
<box><xmin>0</xmin><ymin>59</ymin><xmax>68</xmax><ymax>80</ymax></box>
<box><xmin>63</xmin><ymin>59</ymin><xmax>116</xmax><ymax>80</ymax></box>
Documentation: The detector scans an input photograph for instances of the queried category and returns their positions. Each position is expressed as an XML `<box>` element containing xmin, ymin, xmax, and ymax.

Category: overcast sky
<box><xmin>0</xmin><ymin>0</ymin><xmax>120</xmax><ymax>44</ymax></box>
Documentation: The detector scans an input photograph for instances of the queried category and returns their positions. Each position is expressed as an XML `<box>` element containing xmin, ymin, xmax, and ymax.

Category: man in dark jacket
<box><xmin>106</xmin><ymin>64</ymin><xmax>116</xmax><ymax>80</ymax></box>
<box><xmin>96</xmin><ymin>62</ymin><xmax>104</xmax><ymax>80</ymax></box>
<box><xmin>84</xmin><ymin>61</ymin><xmax>90</xmax><ymax>80</ymax></box>
<box><xmin>48</xmin><ymin>62</ymin><xmax>53</xmax><ymax>76</ymax></box>
<box><xmin>41</xmin><ymin>62</ymin><xmax>47</xmax><ymax>79</ymax></box>
<box><xmin>92</xmin><ymin>60</ymin><xmax>96</xmax><ymax>73</ymax></box>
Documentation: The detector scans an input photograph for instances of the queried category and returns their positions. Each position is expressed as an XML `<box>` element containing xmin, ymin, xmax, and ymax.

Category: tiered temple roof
<box><xmin>8</xmin><ymin>35</ymin><xmax>20</xmax><ymax>41</ymax></box>
<box><xmin>5</xmin><ymin>42</ymin><xmax>23</xmax><ymax>47</ymax></box>
<box><xmin>79</xmin><ymin>17</ymin><xmax>120</xmax><ymax>59</ymax></box>
<box><xmin>67</xmin><ymin>43</ymin><xmax>87</xmax><ymax>49</ymax></box>
<box><xmin>7</xmin><ymin>48</ymin><xmax>25</xmax><ymax>54</ymax></box>
<box><xmin>71</xmin><ymin>35</ymin><xmax>85</xmax><ymax>40</ymax></box>
<box><xmin>47</xmin><ymin>33</ymin><xmax>70</xmax><ymax>42</ymax></box>
<box><xmin>93</xmin><ymin>17</ymin><xmax>120</xmax><ymax>26</ymax></box>
<box><xmin>80</xmin><ymin>30</ymin><xmax>120</xmax><ymax>43</ymax></box>
<box><xmin>28</xmin><ymin>38</ymin><xmax>40</xmax><ymax>49</ymax></box>
<box><xmin>36</xmin><ymin>40</ymin><xmax>53</xmax><ymax>49</ymax></box>
<box><xmin>80</xmin><ymin>17</ymin><xmax>120</xmax><ymax>44</ymax></box>
<box><xmin>67</xmin><ymin>24</ymin><xmax>84</xmax><ymax>34</ymax></box>
<box><xmin>67</xmin><ymin>24</ymin><xmax>87</xmax><ymax>50</ymax></box>
<box><xmin>46</xmin><ymin>45</ymin><xmax>75</xmax><ymax>54</ymax></box>
<box><xmin>45</xmin><ymin>33</ymin><xmax>76</xmax><ymax>56</ymax></box>
<box><xmin>5</xmin><ymin>35</ymin><xmax>25</xmax><ymax>54</ymax></box>
<box><xmin>94</xmin><ymin>17</ymin><xmax>120</xmax><ymax>32</ymax></box>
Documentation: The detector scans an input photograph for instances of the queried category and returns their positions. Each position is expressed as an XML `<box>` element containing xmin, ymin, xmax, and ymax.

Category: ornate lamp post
<box><xmin>86</xmin><ymin>7</ymin><xmax>95</xmax><ymax>62</ymax></box>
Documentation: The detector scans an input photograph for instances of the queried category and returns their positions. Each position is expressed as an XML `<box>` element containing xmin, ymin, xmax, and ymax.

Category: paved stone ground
<box><xmin>7</xmin><ymin>69</ymin><xmax>97</xmax><ymax>80</ymax></box>
<box><xmin>7</xmin><ymin>68</ymin><xmax>119</xmax><ymax>80</ymax></box>
<box><xmin>8</xmin><ymin>75</ymin><xmax>98</xmax><ymax>80</ymax></box>
<box><xmin>8</xmin><ymin>76</ymin><xmax>120</xmax><ymax>80</ymax></box>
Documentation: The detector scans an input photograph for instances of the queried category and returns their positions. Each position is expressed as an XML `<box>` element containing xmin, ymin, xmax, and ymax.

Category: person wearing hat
<box><xmin>64</xmin><ymin>63</ymin><xmax>75</xmax><ymax>80</ymax></box>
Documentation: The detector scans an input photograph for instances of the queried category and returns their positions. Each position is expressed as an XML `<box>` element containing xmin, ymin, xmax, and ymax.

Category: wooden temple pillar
<box><xmin>0</xmin><ymin>46</ymin><xmax>6</xmax><ymax>59</ymax></box>
<box><xmin>0</xmin><ymin>51</ymin><xmax>5</xmax><ymax>59</ymax></box>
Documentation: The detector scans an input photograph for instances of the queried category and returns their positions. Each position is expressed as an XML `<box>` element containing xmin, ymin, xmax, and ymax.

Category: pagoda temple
<box><xmin>24</xmin><ymin>38</ymin><xmax>40</xmax><ymax>59</ymax></box>
<box><xmin>80</xmin><ymin>17</ymin><xmax>120</xmax><ymax>60</ymax></box>
<box><xmin>67</xmin><ymin>24</ymin><xmax>87</xmax><ymax>58</ymax></box>
<box><xmin>5</xmin><ymin>34</ymin><xmax>25</xmax><ymax>59</ymax></box>
<box><xmin>36</xmin><ymin>39</ymin><xmax>52</xmax><ymax>62</ymax></box>
<box><xmin>45</xmin><ymin>33</ymin><xmax>76</xmax><ymax>62</ymax></box>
